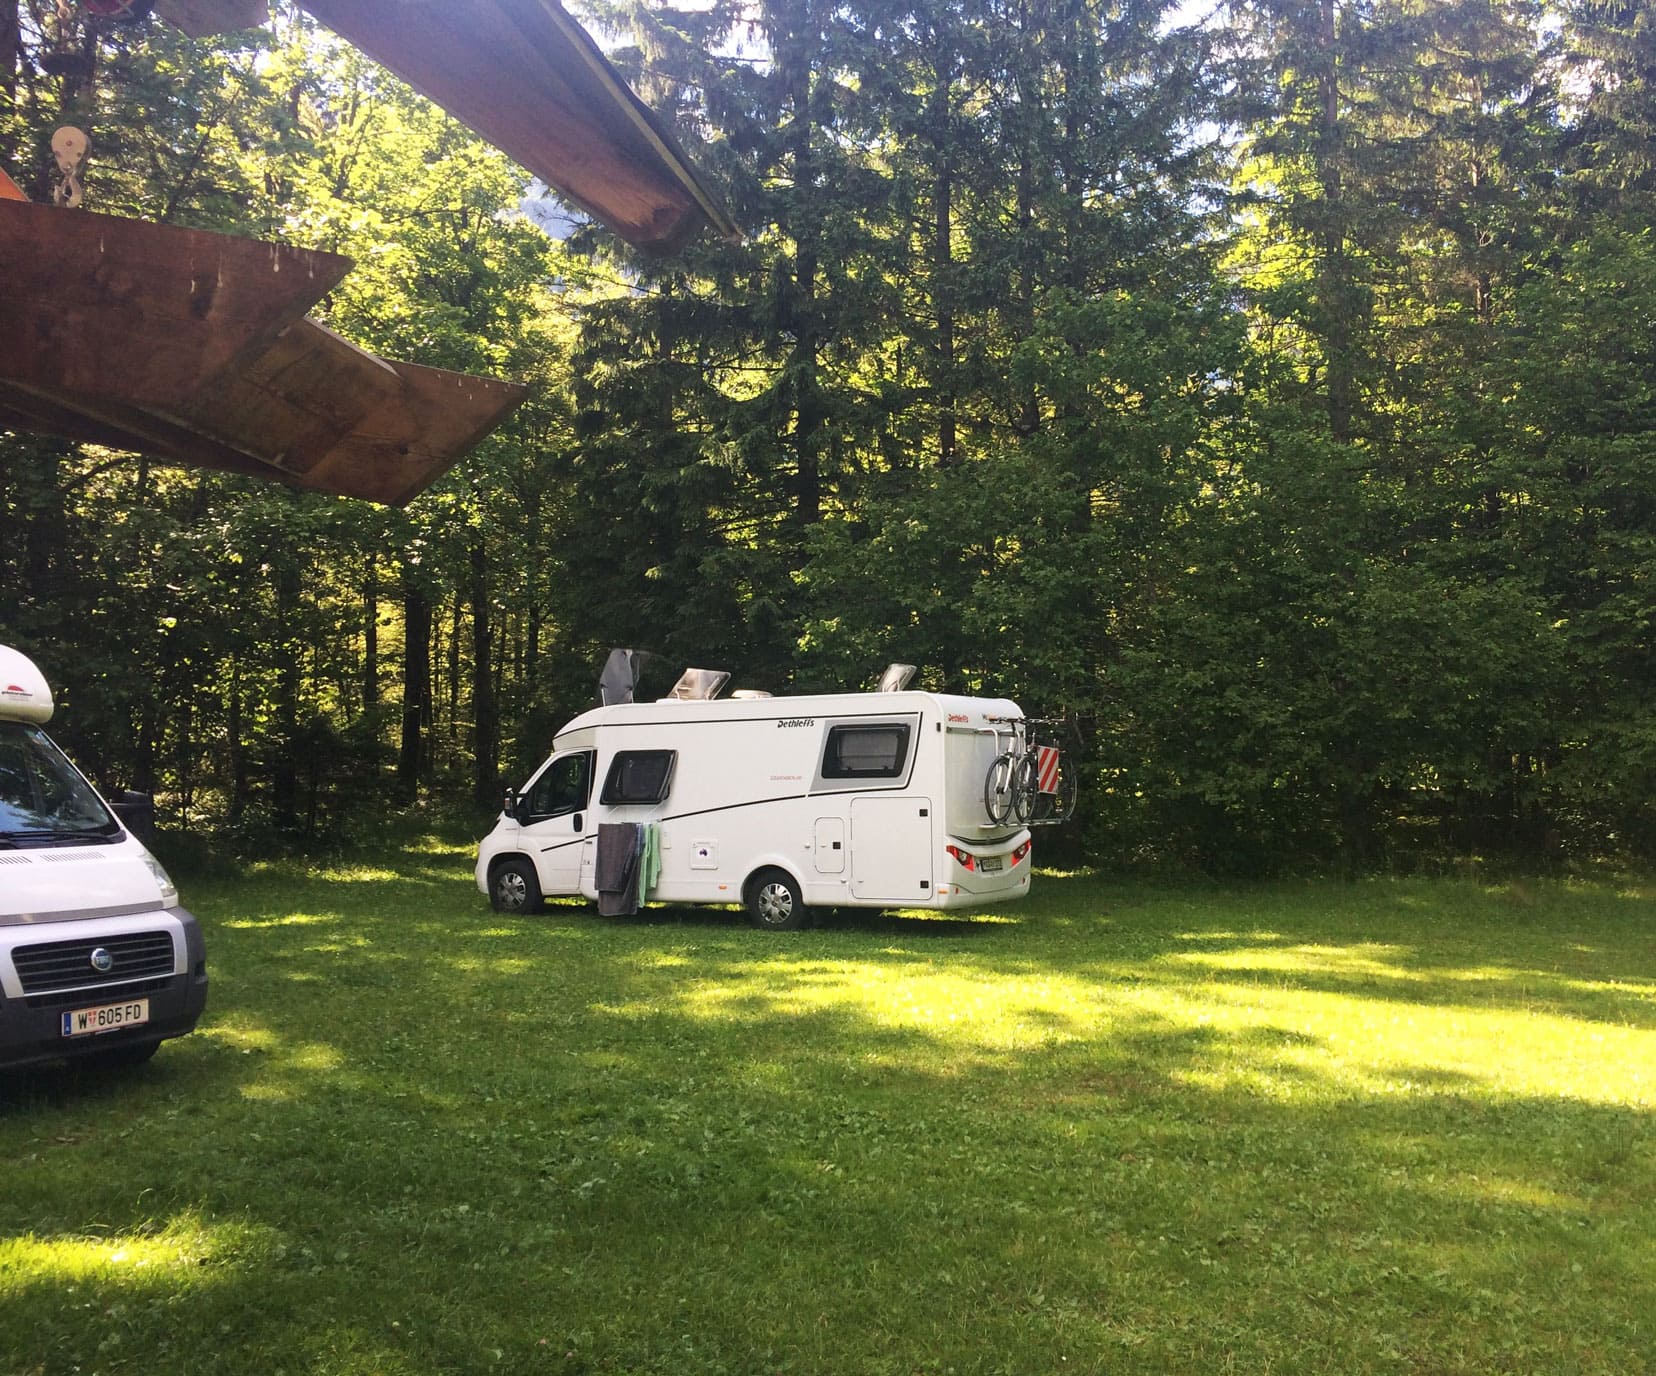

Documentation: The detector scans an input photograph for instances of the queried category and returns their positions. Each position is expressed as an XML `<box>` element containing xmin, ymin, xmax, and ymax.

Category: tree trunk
<box><xmin>227</xmin><ymin>658</ymin><xmax>247</xmax><ymax>822</ymax></box>
<box><xmin>362</xmin><ymin>551</ymin><xmax>380</xmax><ymax>709</ymax></box>
<box><xmin>397</xmin><ymin>582</ymin><xmax>431</xmax><ymax>803</ymax></box>
<box><xmin>929</xmin><ymin>44</ymin><xmax>957</xmax><ymax>467</ymax></box>
<box><xmin>270</xmin><ymin>561</ymin><xmax>302</xmax><ymax>827</ymax></box>
<box><xmin>1317</xmin><ymin>0</ymin><xmax>1356</xmax><ymax>443</ymax></box>
<box><xmin>470</xmin><ymin>539</ymin><xmax>498</xmax><ymax>810</ymax></box>
<box><xmin>784</xmin><ymin>12</ymin><xmax>822</xmax><ymax>535</ymax></box>
<box><xmin>0</xmin><ymin>0</ymin><xmax>18</xmax><ymax>160</ymax></box>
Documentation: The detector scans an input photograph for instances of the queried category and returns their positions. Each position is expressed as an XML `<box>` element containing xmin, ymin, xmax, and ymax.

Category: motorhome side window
<box><xmin>600</xmin><ymin>750</ymin><xmax>676</xmax><ymax>805</ymax></box>
<box><xmin>821</xmin><ymin>723</ymin><xmax>911</xmax><ymax>779</ymax></box>
<box><xmin>525</xmin><ymin>752</ymin><xmax>591</xmax><ymax>818</ymax></box>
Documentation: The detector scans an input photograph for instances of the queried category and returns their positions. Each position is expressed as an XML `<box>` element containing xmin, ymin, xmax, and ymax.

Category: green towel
<box><xmin>641</xmin><ymin>822</ymin><xmax>662</xmax><ymax>895</ymax></box>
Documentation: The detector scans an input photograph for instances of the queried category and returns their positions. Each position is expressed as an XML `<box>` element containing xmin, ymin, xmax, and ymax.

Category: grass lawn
<box><xmin>2</xmin><ymin>835</ymin><xmax>1653</xmax><ymax>1375</ymax></box>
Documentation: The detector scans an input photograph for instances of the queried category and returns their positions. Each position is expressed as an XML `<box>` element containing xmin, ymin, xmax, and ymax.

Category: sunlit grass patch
<box><xmin>0</xmin><ymin>1212</ymin><xmax>268</xmax><ymax>1284</ymax></box>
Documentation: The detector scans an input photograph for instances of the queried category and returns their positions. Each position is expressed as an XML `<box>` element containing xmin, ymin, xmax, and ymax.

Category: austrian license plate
<box><xmin>61</xmin><ymin>999</ymin><xmax>149</xmax><ymax>1038</ymax></box>
<box><xmin>980</xmin><ymin>856</ymin><xmax>1004</xmax><ymax>873</ymax></box>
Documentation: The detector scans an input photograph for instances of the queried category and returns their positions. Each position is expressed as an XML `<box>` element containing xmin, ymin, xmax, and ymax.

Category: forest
<box><xmin>1</xmin><ymin>0</ymin><xmax>1652</xmax><ymax>874</ymax></box>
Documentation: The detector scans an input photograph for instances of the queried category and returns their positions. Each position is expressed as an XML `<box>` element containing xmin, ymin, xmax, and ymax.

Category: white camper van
<box><xmin>476</xmin><ymin>664</ymin><xmax>1042</xmax><ymax>929</ymax></box>
<box><xmin>0</xmin><ymin>645</ymin><xmax>207</xmax><ymax>1071</ymax></box>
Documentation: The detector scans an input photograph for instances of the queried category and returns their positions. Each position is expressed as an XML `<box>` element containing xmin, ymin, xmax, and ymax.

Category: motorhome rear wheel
<box><xmin>745</xmin><ymin>868</ymin><xmax>811</xmax><ymax>931</ymax></box>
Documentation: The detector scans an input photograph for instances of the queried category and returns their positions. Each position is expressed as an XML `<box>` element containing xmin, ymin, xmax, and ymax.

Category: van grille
<box><xmin>12</xmin><ymin>931</ymin><xmax>177</xmax><ymax>1006</ymax></box>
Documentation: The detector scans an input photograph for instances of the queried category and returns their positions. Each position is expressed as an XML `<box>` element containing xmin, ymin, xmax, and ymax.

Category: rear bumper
<box><xmin>0</xmin><ymin>908</ymin><xmax>208</xmax><ymax>1071</ymax></box>
<box><xmin>931</xmin><ymin>867</ymin><xmax>1032</xmax><ymax>908</ymax></box>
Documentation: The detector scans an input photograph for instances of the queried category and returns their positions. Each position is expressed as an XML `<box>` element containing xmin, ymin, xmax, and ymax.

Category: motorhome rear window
<box><xmin>600</xmin><ymin>750</ymin><xmax>676</xmax><ymax>805</ymax></box>
<box><xmin>821</xmin><ymin>723</ymin><xmax>911</xmax><ymax>779</ymax></box>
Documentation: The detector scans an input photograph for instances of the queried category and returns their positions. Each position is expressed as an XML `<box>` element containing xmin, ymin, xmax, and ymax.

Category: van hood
<box><xmin>0</xmin><ymin>844</ymin><xmax>171</xmax><ymax>925</ymax></box>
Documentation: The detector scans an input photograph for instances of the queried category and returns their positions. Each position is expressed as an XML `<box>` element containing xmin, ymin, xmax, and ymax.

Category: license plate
<box><xmin>61</xmin><ymin>999</ymin><xmax>149</xmax><ymax>1038</ymax></box>
<box><xmin>980</xmin><ymin>856</ymin><xmax>1003</xmax><ymax>873</ymax></box>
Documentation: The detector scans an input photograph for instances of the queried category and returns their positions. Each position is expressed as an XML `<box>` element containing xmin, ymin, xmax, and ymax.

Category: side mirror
<box><xmin>112</xmin><ymin>790</ymin><xmax>156</xmax><ymax>844</ymax></box>
<box><xmin>572</xmin><ymin>812</ymin><xmax>583</xmax><ymax>833</ymax></box>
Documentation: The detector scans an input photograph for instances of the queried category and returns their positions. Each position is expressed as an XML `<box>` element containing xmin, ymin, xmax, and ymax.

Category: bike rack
<box><xmin>981</xmin><ymin>715</ymin><xmax>1079</xmax><ymax>828</ymax></box>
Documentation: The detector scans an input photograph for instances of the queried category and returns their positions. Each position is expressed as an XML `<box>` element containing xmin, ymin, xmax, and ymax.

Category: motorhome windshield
<box><xmin>0</xmin><ymin>721</ymin><xmax>119</xmax><ymax>846</ymax></box>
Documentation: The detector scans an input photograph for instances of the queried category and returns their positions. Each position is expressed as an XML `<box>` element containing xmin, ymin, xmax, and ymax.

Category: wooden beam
<box><xmin>0</xmin><ymin>204</ymin><xmax>528</xmax><ymax>504</ymax></box>
<box><xmin>0</xmin><ymin>200</ymin><xmax>352</xmax><ymax>407</ymax></box>
<box><xmin>297</xmin><ymin>360</ymin><xmax>529</xmax><ymax>505</ymax></box>
<box><xmin>299</xmin><ymin>0</ymin><xmax>738</xmax><ymax>252</ymax></box>
<box><xmin>151</xmin><ymin>0</ymin><xmax>268</xmax><ymax>39</ymax></box>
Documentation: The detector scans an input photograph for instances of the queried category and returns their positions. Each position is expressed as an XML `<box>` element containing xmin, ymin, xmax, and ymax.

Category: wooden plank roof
<box><xmin>0</xmin><ymin>200</ymin><xmax>527</xmax><ymax>505</ymax></box>
<box><xmin>2</xmin><ymin>0</ymin><xmax>736</xmax><ymax>504</ymax></box>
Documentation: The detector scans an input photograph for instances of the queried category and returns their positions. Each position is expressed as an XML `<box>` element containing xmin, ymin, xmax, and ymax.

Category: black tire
<box><xmin>1051</xmin><ymin>755</ymin><xmax>1079</xmax><ymax>822</ymax></box>
<box><xmin>745</xmin><ymin>868</ymin><xmax>811</xmax><ymax>931</ymax></box>
<box><xmin>489</xmin><ymin>857</ymin><xmax>544</xmax><ymax>914</ymax></box>
<box><xmin>1027</xmin><ymin>753</ymin><xmax>1079</xmax><ymax>824</ymax></box>
<box><xmin>1010</xmin><ymin>751</ymin><xmax>1041</xmax><ymax>825</ymax></box>
<box><xmin>80</xmin><ymin>1039</ymin><xmax>160</xmax><ymax>1071</ymax></box>
<box><xmin>984</xmin><ymin>751</ymin><xmax>1019</xmax><ymax>826</ymax></box>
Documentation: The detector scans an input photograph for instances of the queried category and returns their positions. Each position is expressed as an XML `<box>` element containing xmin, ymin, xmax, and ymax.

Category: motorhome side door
<box><xmin>849</xmin><ymin>796</ymin><xmax>934</xmax><ymax>903</ymax></box>
<box><xmin>518</xmin><ymin>751</ymin><xmax>594</xmax><ymax>895</ymax></box>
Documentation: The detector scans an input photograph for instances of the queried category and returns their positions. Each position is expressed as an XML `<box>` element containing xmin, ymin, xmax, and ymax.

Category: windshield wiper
<box><xmin>0</xmin><ymin>825</ymin><xmax>120</xmax><ymax>846</ymax></box>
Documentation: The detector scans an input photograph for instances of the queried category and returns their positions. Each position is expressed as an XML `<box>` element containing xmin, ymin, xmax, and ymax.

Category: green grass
<box><xmin>2</xmin><ymin>839</ymin><xmax>1653</xmax><ymax>1375</ymax></box>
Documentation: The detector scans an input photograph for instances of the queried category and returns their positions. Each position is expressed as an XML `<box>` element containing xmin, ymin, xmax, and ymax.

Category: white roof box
<box><xmin>0</xmin><ymin>645</ymin><xmax>54</xmax><ymax>724</ymax></box>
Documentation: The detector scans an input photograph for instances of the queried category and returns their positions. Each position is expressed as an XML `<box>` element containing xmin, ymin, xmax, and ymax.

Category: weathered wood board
<box><xmin>0</xmin><ymin>200</ymin><xmax>527</xmax><ymax>505</ymax></box>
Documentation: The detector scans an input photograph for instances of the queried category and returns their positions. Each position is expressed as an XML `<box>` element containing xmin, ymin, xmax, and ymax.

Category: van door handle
<box><xmin>573</xmin><ymin>813</ymin><xmax>583</xmax><ymax>832</ymax></box>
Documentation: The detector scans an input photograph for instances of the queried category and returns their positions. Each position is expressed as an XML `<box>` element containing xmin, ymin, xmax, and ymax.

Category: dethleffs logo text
<box><xmin>776</xmin><ymin>717</ymin><xmax>815</xmax><ymax>728</ymax></box>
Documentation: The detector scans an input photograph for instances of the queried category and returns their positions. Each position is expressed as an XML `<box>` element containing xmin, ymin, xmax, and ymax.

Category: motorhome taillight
<box><xmin>1012</xmin><ymin>841</ymin><xmax>1032</xmax><ymax>865</ymax></box>
<box><xmin>945</xmin><ymin>844</ymin><xmax>976</xmax><ymax>871</ymax></box>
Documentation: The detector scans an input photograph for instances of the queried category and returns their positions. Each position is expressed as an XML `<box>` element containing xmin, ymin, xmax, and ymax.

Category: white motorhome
<box><xmin>0</xmin><ymin>645</ymin><xmax>207</xmax><ymax>1071</ymax></box>
<box><xmin>476</xmin><ymin>664</ymin><xmax>1039</xmax><ymax>929</ymax></box>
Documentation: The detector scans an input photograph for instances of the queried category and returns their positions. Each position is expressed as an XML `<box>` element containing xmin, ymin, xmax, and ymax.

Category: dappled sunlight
<box><xmin>198</xmin><ymin>1022</ymin><xmax>283</xmax><ymax>1055</ymax></box>
<box><xmin>395</xmin><ymin>835</ymin><xmax>475</xmax><ymax>857</ymax></box>
<box><xmin>562</xmin><ymin>934</ymin><xmax>1656</xmax><ymax>1111</ymax></box>
<box><xmin>0</xmin><ymin>1213</ymin><xmax>269</xmax><ymax>1286</ymax></box>
<box><xmin>1171</xmin><ymin>928</ymin><xmax>1286</xmax><ymax>944</ymax></box>
<box><xmin>6</xmin><ymin>850</ymin><xmax>1652</xmax><ymax>1376</ymax></box>
<box><xmin>450</xmin><ymin>954</ymin><xmax>540</xmax><ymax>977</ymax></box>
<box><xmin>1168</xmin><ymin>941</ymin><xmax>1415</xmax><ymax>979</ymax></box>
<box><xmin>303</xmin><ymin>936</ymin><xmax>375</xmax><ymax>956</ymax></box>
<box><xmin>1444</xmin><ymin>1173</ymin><xmax>1590</xmax><ymax>1214</ymax></box>
<box><xmin>224</xmin><ymin>911</ymin><xmax>338</xmax><ymax>930</ymax></box>
<box><xmin>877</xmin><ymin>906</ymin><xmax>1025</xmax><ymax>927</ymax></box>
<box><xmin>193</xmin><ymin>1021</ymin><xmax>348</xmax><ymax>1100</ymax></box>
<box><xmin>650</xmin><ymin>957</ymin><xmax>1116</xmax><ymax>1052</ymax></box>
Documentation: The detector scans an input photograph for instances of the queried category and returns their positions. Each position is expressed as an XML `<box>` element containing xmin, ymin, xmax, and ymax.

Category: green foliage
<box><xmin>3</xmin><ymin>0</ymin><xmax>1655</xmax><ymax>870</ymax></box>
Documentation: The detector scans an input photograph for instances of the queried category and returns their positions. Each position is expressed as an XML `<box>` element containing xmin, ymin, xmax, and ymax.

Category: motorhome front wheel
<box><xmin>489</xmin><ymin>858</ymin><xmax>544</xmax><ymax>914</ymax></box>
<box><xmin>745</xmin><ymin>869</ymin><xmax>811</xmax><ymax>931</ymax></box>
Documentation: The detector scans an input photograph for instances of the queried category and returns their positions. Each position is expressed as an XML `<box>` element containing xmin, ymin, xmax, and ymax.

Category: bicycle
<box><xmin>982</xmin><ymin>715</ymin><xmax>1081</xmax><ymax>828</ymax></box>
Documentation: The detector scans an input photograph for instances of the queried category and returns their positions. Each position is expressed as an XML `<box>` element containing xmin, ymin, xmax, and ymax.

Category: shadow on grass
<box><xmin>3</xmin><ymin>865</ymin><xmax>1650</xmax><ymax>1373</ymax></box>
<box><xmin>2</xmin><ymin>985</ymin><xmax>1650</xmax><ymax>1373</ymax></box>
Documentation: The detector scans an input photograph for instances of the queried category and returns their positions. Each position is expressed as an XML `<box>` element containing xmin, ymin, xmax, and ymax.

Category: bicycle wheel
<box><xmin>1050</xmin><ymin>753</ymin><xmax>1079</xmax><ymax>823</ymax></box>
<box><xmin>1010</xmin><ymin>750</ymin><xmax>1041</xmax><ymax>825</ymax></box>
<box><xmin>983</xmin><ymin>751</ymin><xmax>1019</xmax><ymax>826</ymax></box>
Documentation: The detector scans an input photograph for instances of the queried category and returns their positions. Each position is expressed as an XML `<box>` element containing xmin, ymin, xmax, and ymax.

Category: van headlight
<box><xmin>140</xmin><ymin>852</ymin><xmax>179</xmax><ymax>906</ymax></box>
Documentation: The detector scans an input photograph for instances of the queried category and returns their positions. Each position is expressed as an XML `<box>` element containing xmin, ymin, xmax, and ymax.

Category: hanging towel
<box><xmin>595</xmin><ymin>822</ymin><xmax>642</xmax><ymax>916</ymax></box>
<box><xmin>640</xmin><ymin>822</ymin><xmax>662</xmax><ymax>896</ymax></box>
